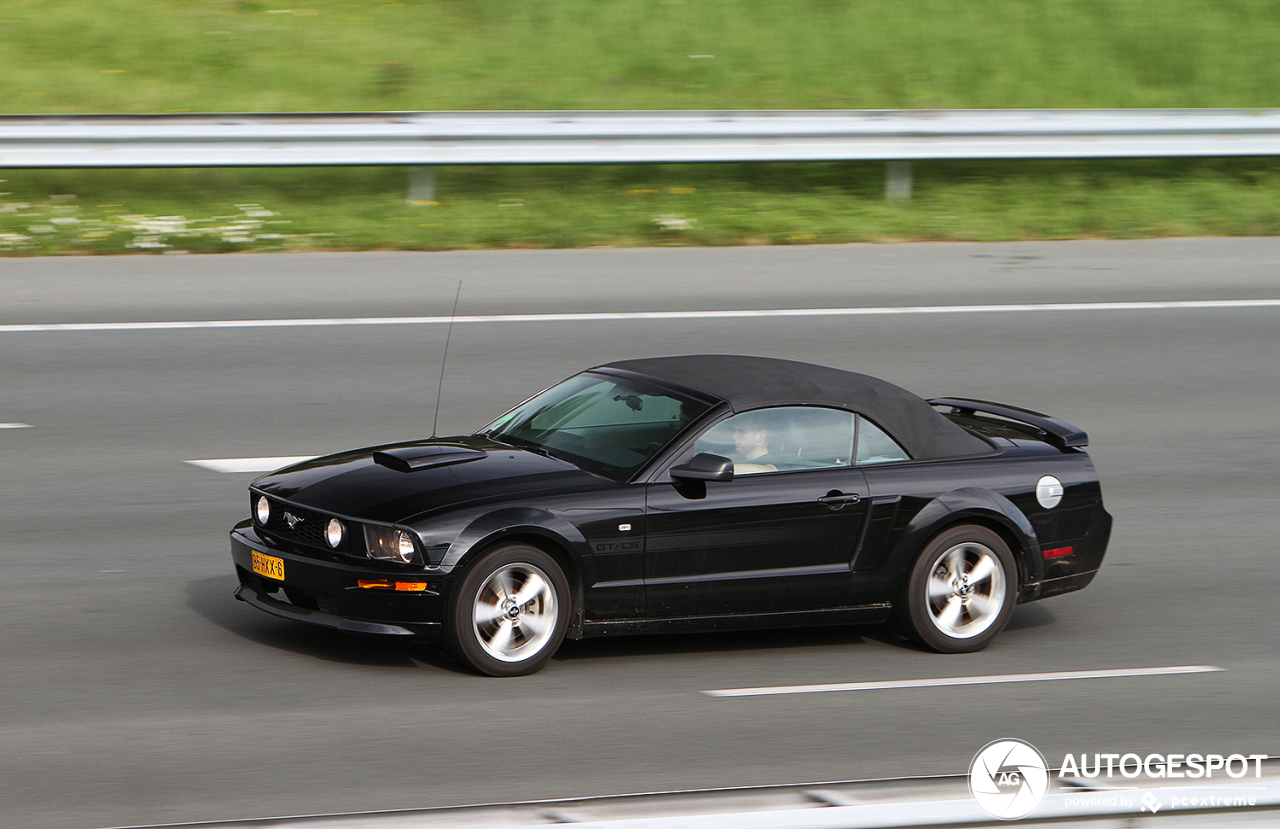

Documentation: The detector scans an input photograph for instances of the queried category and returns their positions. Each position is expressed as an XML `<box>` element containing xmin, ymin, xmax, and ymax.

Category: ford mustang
<box><xmin>230</xmin><ymin>355</ymin><xmax>1111</xmax><ymax>676</ymax></box>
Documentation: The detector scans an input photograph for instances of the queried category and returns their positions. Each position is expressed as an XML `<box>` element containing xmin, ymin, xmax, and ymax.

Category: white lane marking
<box><xmin>4</xmin><ymin>299</ymin><xmax>1280</xmax><ymax>332</ymax></box>
<box><xmin>185</xmin><ymin>456</ymin><xmax>317</xmax><ymax>474</ymax></box>
<box><xmin>702</xmin><ymin>665</ymin><xmax>1225</xmax><ymax>698</ymax></box>
<box><xmin>0</xmin><ymin>422</ymin><xmax>32</xmax><ymax>428</ymax></box>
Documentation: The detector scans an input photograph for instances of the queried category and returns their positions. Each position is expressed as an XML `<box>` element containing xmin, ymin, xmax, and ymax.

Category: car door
<box><xmin>643</xmin><ymin>406</ymin><xmax>870</xmax><ymax>617</ymax></box>
<box><xmin>842</xmin><ymin>415</ymin><xmax>932</xmax><ymax>603</ymax></box>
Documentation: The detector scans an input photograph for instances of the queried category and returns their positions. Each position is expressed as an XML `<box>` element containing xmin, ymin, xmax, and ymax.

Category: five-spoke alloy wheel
<box><xmin>899</xmin><ymin>525</ymin><xmax>1017</xmax><ymax>653</ymax></box>
<box><xmin>446</xmin><ymin>544</ymin><xmax>570</xmax><ymax>676</ymax></box>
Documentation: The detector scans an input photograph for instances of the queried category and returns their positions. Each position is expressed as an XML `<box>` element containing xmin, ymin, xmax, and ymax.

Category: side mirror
<box><xmin>670</xmin><ymin>452</ymin><xmax>734</xmax><ymax>483</ymax></box>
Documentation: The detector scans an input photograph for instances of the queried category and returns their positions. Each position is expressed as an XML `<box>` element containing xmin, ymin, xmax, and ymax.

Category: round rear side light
<box><xmin>256</xmin><ymin>495</ymin><xmax>270</xmax><ymax>525</ymax></box>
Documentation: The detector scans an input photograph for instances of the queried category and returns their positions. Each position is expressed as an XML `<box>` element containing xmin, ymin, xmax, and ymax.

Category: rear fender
<box><xmin>892</xmin><ymin>487</ymin><xmax>1044</xmax><ymax>593</ymax></box>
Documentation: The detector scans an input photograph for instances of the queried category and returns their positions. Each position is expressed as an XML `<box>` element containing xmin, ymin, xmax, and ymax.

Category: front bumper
<box><xmin>230</xmin><ymin>525</ymin><xmax>444</xmax><ymax>641</ymax></box>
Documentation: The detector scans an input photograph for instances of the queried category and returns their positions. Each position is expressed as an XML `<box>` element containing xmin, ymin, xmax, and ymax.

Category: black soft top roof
<box><xmin>598</xmin><ymin>355</ymin><xmax>992</xmax><ymax>461</ymax></box>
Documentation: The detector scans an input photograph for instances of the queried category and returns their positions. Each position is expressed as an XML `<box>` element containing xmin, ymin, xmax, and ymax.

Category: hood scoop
<box><xmin>372</xmin><ymin>444</ymin><xmax>488</xmax><ymax>473</ymax></box>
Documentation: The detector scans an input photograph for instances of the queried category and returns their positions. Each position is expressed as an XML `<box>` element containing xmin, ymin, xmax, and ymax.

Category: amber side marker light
<box><xmin>1043</xmin><ymin>546</ymin><xmax>1074</xmax><ymax>559</ymax></box>
<box><xmin>357</xmin><ymin>579</ymin><xmax>430</xmax><ymax>592</ymax></box>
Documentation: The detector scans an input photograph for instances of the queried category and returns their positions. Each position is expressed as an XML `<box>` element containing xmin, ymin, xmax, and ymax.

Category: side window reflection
<box><xmin>687</xmin><ymin>407</ymin><xmax>856</xmax><ymax>476</ymax></box>
<box><xmin>855</xmin><ymin>416</ymin><xmax>911</xmax><ymax>465</ymax></box>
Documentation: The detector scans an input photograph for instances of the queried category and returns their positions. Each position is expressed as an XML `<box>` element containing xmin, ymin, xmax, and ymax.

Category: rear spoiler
<box><xmin>929</xmin><ymin>397</ymin><xmax>1089</xmax><ymax>449</ymax></box>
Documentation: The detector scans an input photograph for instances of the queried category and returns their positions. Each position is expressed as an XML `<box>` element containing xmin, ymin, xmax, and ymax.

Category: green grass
<box><xmin>4</xmin><ymin>0</ymin><xmax>1280</xmax><ymax>253</ymax></box>
<box><xmin>6</xmin><ymin>0</ymin><xmax>1280</xmax><ymax>112</ymax></box>
<box><xmin>7</xmin><ymin>159</ymin><xmax>1280</xmax><ymax>254</ymax></box>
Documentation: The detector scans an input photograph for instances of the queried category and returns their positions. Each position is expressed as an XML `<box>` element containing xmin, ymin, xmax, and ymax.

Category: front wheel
<box><xmin>899</xmin><ymin>525</ymin><xmax>1017</xmax><ymax>653</ymax></box>
<box><xmin>445</xmin><ymin>545</ymin><xmax>570</xmax><ymax>676</ymax></box>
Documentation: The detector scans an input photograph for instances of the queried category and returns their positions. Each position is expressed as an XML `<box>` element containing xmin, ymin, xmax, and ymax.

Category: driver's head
<box><xmin>731</xmin><ymin>412</ymin><xmax>771</xmax><ymax>460</ymax></box>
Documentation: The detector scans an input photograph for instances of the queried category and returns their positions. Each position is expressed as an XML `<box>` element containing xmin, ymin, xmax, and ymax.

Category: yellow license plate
<box><xmin>251</xmin><ymin>551</ymin><xmax>285</xmax><ymax>581</ymax></box>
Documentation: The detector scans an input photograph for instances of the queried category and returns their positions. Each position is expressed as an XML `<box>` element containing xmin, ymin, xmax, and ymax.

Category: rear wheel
<box><xmin>899</xmin><ymin>525</ymin><xmax>1017</xmax><ymax>653</ymax></box>
<box><xmin>445</xmin><ymin>544</ymin><xmax>570</xmax><ymax>676</ymax></box>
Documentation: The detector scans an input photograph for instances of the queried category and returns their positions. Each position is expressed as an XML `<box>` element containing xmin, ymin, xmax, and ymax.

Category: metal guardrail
<box><xmin>4</xmin><ymin>109</ymin><xmax>1280</xmax><ymax>200</ymax></box>
<box><xmin>106</xmin><ymin>764</ymin><xmax>1280</xmax><ymax>829</ymax></box>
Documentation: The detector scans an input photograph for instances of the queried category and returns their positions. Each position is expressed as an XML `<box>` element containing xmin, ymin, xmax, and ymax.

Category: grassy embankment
<box><xmin>3</xmin><ymin>0</ymin><xmax>1280</xmax><ymax>254</ymax></box>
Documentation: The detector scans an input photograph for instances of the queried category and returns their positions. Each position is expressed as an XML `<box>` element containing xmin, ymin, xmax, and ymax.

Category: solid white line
<box><xmin>185</xmin><ymin>456</ymin><xmax>317</xmax><ymax>474</ymax></box>
<box><xmin>702</xmin><ymin>665</ymin><xmax>1225</xmax><ymax>698</ymax></box>
<box><xmin>4</xmin><ymin>299</ymin><xmax>1280</xmax><ymax>332</ymax></box>
<box><xmin>0</xmin><ymin>423</ymin><xmax>32</xmax><ymax>429</ymax></box>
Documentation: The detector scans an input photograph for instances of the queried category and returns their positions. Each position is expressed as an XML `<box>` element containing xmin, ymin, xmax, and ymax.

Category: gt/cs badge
<box><xmin>594</xmin><ymin>541</ymin><xmax>641</xmax><ymax>552</ymax></box>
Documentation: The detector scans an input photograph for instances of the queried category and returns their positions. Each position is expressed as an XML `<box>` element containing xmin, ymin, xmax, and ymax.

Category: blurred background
<box><xmin>3</xmin><ymin>0</ymin><xmax>1280</xmax><ymax>254</ymax></box>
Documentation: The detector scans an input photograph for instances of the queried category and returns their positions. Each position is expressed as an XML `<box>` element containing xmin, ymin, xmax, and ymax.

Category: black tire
<box><xmin>445</xmin><ymin>544</ymin><xmax>570</xmax><ymax>677</ymax></box>
<box><xmin>898</xmin><ymin>525</ymin><xmax>1017</xmax><ymax>653</ymax></box>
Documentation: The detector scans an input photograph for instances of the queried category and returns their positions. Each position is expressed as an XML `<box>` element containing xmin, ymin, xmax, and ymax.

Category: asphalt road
<box><xmin>2</xmin><ymin>240</ymin><xmax>1278</xmax><ymax>829</ymax></box>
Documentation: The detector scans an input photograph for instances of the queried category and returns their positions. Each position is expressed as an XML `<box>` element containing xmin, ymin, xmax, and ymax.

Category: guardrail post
<box><xmin>408</xmin><ymin>165</ymin><xmax>436</xmax><ymax>204</ymax></box>
<box><xmin>886</xmin><ymin>161</ymin><xmax>912</xmax><ymax>200</ymax></box>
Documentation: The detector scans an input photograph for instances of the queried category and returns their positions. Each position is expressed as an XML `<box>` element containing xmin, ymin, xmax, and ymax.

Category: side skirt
<box><xmin>576</xmin><ymin>604</ymin><xmax>893</xmax><ymax>639</ymax></box>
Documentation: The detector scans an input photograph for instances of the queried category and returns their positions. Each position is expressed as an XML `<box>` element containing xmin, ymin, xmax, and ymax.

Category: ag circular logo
<box><xmin>969</xmin><ymin>738</ymin><xmax>1050</xmax><ymax>820</ymax></box>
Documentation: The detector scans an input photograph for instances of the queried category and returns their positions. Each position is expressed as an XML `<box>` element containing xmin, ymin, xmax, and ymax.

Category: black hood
<box><xmin>251</xmin><ymin>436</ymin><xmax>612</xmax><ymax>524</ymax></box>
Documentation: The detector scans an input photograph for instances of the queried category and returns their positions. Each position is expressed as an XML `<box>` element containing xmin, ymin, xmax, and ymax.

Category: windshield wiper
<box><xmin>487</xmin><ymin>433</ymin><xmax>560</xmax><ymax>460</ymax></box>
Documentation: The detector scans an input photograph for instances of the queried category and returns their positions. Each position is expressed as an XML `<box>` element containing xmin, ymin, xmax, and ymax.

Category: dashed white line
<box><xmin>702</xmin><ymin>665</ymin><xmax>1226</xmax><ymax>698</ymax></box>
<box><xmin>0</xmin><ymin>423</ymin><xmax>32</xmax><ymax>429</ymax></box>
<box><xmin>4</xmin><ymin>299</ymin><xmax>1280</xmax><ymax>333</ymax></box>
<box><xmin>185</xmin><ymin>456</ymin><xmax>317</xmax><ymax>474</ymax></box>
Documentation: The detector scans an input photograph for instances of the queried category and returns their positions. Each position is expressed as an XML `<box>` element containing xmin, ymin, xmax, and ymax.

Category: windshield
<box><xmin>482</xmin><ymin>372</ymin><xmax>713</xmax><ymax>481</ymax></box>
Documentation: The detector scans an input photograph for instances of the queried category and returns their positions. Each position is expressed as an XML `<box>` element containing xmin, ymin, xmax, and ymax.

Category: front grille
<box><xmin>255</xmin><ymin>496</ymin><xmax>349</xmax><ymax>552</ymax></box>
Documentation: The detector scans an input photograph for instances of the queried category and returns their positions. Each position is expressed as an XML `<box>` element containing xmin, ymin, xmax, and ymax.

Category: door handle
<box><xmin>818</xmin><ymin>490</ymin><xmax>862</xmax><ymax>508</ymax></box>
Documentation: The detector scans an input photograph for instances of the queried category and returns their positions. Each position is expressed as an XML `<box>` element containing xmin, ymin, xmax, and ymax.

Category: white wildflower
<box><xmin>653</xmin><ymin>214</ymin><xmax>695</xmax><ymax>231</ymax></box>
<box><xmin>0</xmin><ymin>232</ymin><xmax>34</xmax><ymax>249</ymax></box>
<box><xmin>126</xmin><ymin>236</ymin><xmax>169</xmax><ymax>250</ymax></box>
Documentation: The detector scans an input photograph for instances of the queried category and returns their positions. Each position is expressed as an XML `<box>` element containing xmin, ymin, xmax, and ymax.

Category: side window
<box><xmin>682</xmin><ymin>407</ymin><xmax>855</xmax><ymax>476</ymax></box>
<box><xmin>855</xmin><ymin>416</ymin><xmax>910</xmax><ymax>465</ymax></box>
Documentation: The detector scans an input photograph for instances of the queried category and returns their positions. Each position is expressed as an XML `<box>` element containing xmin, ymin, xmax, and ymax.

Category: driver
<box><xmin>730</xmin><ymin>412</ymin><xmax>782</xmax><ymax>474</ymax></box>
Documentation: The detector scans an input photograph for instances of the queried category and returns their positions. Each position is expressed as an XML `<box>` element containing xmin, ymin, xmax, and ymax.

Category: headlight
<box><xmin>255</xmin><ymin>495</ymin><xmax>270</xmax><ymax>525</ymax></box>
<box><xmin>365</xmin><ymin>525</ymin><xmax>418</xmax><ymax>563</ymax></box>
<box><xmin>325</xmin><ymin>518</ymin><xmax>345</xmax><ymax>549</ymax></box>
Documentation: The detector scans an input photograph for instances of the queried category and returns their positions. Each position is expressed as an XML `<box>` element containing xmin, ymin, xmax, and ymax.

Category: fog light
<box><xmin>256</xmin><ymin>495</ymin><xmax>270</xmax><ymax>525</ymax></box>
<box><xmin>325</xmin><ymin>518</ymin><xmax>345</xmax><ymax>549</ymax></box>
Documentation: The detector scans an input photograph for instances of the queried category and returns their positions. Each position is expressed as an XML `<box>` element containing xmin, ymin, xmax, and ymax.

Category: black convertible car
<box><xmin>230</xmin><ymin>356</ymin><xmax>1111</xmax><ymax>676</ymax></box>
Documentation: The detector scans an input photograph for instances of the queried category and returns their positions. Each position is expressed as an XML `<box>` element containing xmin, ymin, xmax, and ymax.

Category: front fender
<box><xmin>442</xmin><ymin>507</ymin><xmax>591</xmax><ymax>577</ymax></box>
<box><xmin>891</xmin><ymin>487</ymin><xmax>1044</xmax><ymax>594</ymax></box>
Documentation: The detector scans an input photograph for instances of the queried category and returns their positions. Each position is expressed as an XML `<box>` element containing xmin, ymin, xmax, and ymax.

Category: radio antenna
<box><xmin>431</xmin><ymin>280</ymin><xmax>463</xmax><ymax>438</ymax></box>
